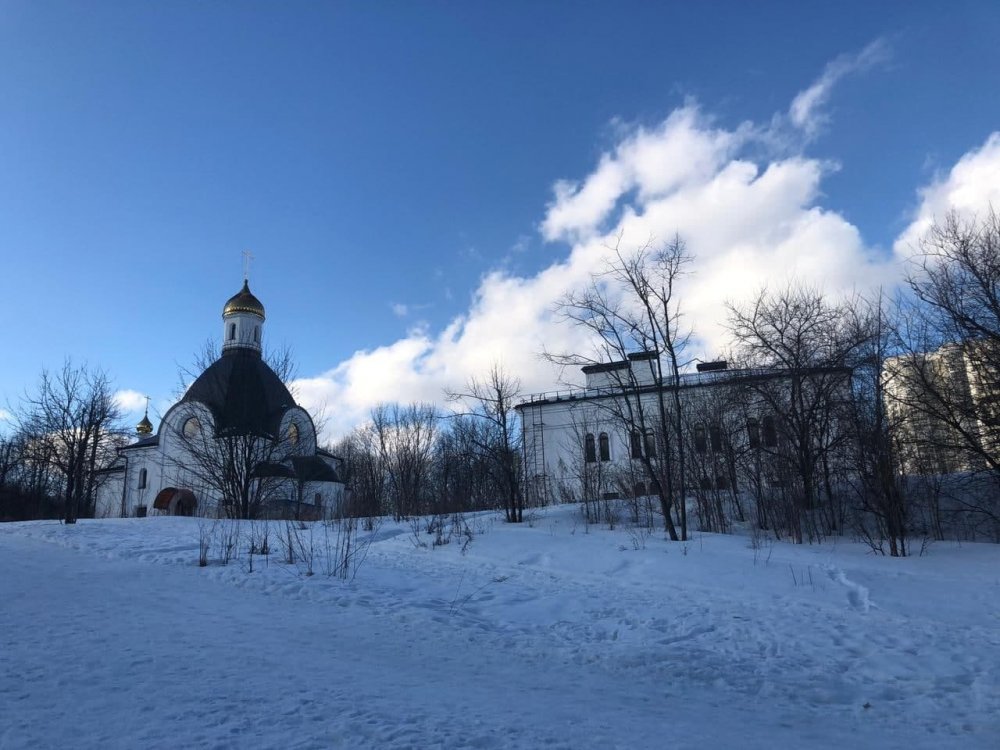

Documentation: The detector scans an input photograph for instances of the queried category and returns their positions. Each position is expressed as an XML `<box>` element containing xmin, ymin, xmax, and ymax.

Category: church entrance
<box><xmin>152</xmin><ymin>487</ymin><xmax>198</xmax><ymax>516</ymax></box>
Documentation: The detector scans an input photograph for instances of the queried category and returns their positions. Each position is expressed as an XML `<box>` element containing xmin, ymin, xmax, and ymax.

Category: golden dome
<box><xmin>136</xmin><ymin>413</ymin><xmax>153</xmax><ymax>436</ymax></box>
<box><xmin>223</xmin><ymin>280</ymin><xmax>265</xmax><ymax>320</ymax></box>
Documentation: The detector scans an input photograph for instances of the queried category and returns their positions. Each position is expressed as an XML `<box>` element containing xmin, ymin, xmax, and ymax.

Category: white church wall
<box><xmin>221</xmin><ymin>311</ymin><xmax>262</xmax><ymax>355</ymax></box>
<box><xmin>279</xmin><ymin>407</ymin><xmax>317</xmax><ymax>455</ymax></box>
<box><xmin>94</xmin><ymin>472</ymin><xmax>125</xmax><ymax>518</ymax></box>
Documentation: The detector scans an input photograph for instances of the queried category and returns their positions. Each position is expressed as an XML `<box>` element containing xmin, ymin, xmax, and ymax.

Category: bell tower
<box><xmin>221</xmin><ymin>278</ymin><xmax>265</xmax><ymax>356</ymax></box>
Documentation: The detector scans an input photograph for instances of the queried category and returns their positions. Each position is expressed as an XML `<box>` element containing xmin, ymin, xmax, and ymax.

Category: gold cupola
<box><xmin>223</xmin><ymin>279</ymin><xmax>266</xmax><ymax>320</ymax></box>
<box><xmin>136</xmin><ymin>410</ymin><xmax>153</xmax><ymax>436</ymax></box>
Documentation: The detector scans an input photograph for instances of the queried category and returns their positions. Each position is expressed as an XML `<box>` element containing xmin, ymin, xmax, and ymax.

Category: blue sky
<box><xmin>2</xmin><ymin>1</ymin><xmax>1000</xmax><ymax>437</ymax></box>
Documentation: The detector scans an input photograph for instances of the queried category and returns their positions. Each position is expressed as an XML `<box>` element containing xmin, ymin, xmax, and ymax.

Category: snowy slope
<box><xmin>1</xmin><ymin>506</ymin><xmax>998</xmax><ymax>749</ymax></box>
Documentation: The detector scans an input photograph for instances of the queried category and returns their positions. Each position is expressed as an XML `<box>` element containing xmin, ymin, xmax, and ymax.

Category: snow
<box><xmin>1</xmin><ymin>506</ymin><xmax>999</xmax><ymax>749</ymax></box>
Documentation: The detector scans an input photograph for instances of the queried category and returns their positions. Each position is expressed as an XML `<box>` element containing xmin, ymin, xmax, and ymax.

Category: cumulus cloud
<box><xmin>114</xmin><ymin>389</ymin><xmax>148</xmax><ymax>412</ymax></box>
<box><xmin>788</xmin><ymin>38</ymin><xmax>890</xmax><ymax>138</ymax></box>
<box><xmin>894</xmin><ymin>132</ymin><xmax>1000</xmax><ymax>255</ymax></box>
<box><xmin>541</xmin><ymin>105</ymin><xmax>743</xmax><ymax>242</ymax></box>
<box><xmin>292</xmin><ymin>43</ymin><xmax>984</xmax><ymax>443</ymax></box>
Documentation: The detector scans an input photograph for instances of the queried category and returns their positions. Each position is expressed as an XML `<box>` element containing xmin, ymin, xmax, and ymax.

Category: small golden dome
<box><xmin>223</xmin><ymin>280</ymin><xmax>265</xmax><ymax>320</ymax></box>
<box><xmin>136</xmin><ymin>413</ymin><xmax>153</xmax><ymax>436</ymax></box>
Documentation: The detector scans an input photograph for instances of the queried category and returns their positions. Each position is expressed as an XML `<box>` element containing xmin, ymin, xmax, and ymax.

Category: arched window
<box><xmin>254</xmin><ymin>326</ymin><xmax>260</xmax><ymax>343</ymax></box>
<box><xmin>138</xmin><ymin>468</ymin><xmax>147</xmax><ymax>489</ymax></box>
<box><xmin>598</xmin><ymin>432</ymin><xmax>610</xmax><ymax>462</ymax></box>
<box><xmin>183</xmin><ymin>417</ymin><xmax>201</xmax><ymax>439</ymax></box>
<box><xmin>633</xmin><ymin>482</ymin><xmax>646</xmax><ymax>497</ymax></box>
<box><xmin>288</xmin><ymin>422</ymin><xmax>299</xmax><ymax>446</ymax></box>
<box><xmin>228</xmin><ymin>323</ymin><xmax>236</xmax><ymax>341</ymax></box>
<box><xmin>584</xmin><ymin>433</ymin><xmax>596</xmax><ymax>463</ymax></box>
<box><xmin>630</xmin><ymin>430</ymin><xmax>642</xmax><ymax>459</ymax></box>
<box><xmin>747</xmin><ymin>418</ymin><xmax>760</xmax><ymax>449</ymax></box>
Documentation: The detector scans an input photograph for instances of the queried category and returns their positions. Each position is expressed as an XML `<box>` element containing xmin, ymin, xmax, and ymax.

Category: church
<box><xmin>96</xmin><ymin>279</ymin><xmax>345</xmax><ymax>519</ymax></box>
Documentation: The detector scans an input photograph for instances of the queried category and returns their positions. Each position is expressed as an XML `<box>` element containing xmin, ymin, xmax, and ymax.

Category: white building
<box><xmin>515</xmin><ymin>353</ymin><xmax>849</xmax><ymax>509</ymax></box>
<box><xmin>96</xmin><ymin>279</ymin><xmax>344</xmax><ymax>519</ymax></box>
<box><xmin>885</xmin><ymin>341</ymin><xmax>1000</xmax><ymax>474</ymax></box>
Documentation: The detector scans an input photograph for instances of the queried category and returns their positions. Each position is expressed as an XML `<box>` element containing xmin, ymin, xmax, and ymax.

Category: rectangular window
<box><xmin>709</xmin><ymin>424</ymin><xmax>722</xmax><ymax>452</ymax></box>
<box><xmin>694</xmin><ymin>425</ymin><xmax>707</xmax><ymax>454</ymax></box>
<box><xmin>762</xmin><ymin>416</ymin><xmax>778</xmax><ymax>448</ymax></box>
<box><xmin>630</xmin><ymin>430</ymin><xmax>642</xmax><ymax>459</ymax></box>
<box><xmin>644</xmin><ymin>430</ymin><xmax>657</xmax><ymax>458</ymax></box>
<box><xmin>747</xmin><ymin>418</ymin><xmax>760</xmax><ymax>449</ymax></box>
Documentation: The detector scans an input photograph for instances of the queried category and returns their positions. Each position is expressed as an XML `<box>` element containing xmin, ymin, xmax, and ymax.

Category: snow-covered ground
<box><xmin>1</xmin><ymin>506</ymin><xmax>998</xmax><ymax>749</ymax></box>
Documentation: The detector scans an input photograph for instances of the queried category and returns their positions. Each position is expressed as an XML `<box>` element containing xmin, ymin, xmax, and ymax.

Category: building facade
<box><xmin>885</xmin><ymin>342</ymin><xmax>1000</xmax><ymax>474</ymax></box>
<box><xmin>96</xmin><ymin>280</ymin><xmax>344</xmax><ymax>519</ymax></box>
<box><xmin>516</xmin><ymin>353</ymin><xmax>852</xmax><ymax>516</ymax></box>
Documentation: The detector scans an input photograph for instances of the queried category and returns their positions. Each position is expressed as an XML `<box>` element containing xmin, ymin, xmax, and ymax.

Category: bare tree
<box><xmin>371</xmin><ymin>403</ymin><xmax>439</xmax><ymax>519</ymax></box>
<box><xmin>682</xmin><ymin>385</ymin><xmax>748</xmax><ymax>535</ymax></box>
<box><xmin>0</xmin><ymin>432</ymin><xmax>55</xmax><ymax>521</ymax></box>
<box><xmin>16</xmin><ymin>361</ymin><xmax>125</xmax><ymax>523</ymax></box>
<box><xmin>447</xmin><ymin>364</ymin><xmax>525</xmax><ymax>523</ymax></box>
<box><xmin>727</xmin><ymin>285</ymin><xmax>862</xmax><ymax>543</ymax></box>
<box><xmin>168</xmin><ymin>345</ymin><xmax>304</xmax><ymax>520</ymax></box>
<box><xmin>0</xmin><ymin>426</ymin><xmax>64</xmax><ymax>521</ymax></box>
<box><xmin>433</xmin><ymin>416</ymin><xmax>494</xmax><ymax>514</ymax></box>
<box><xmin>846</xmin><ymin>291</ymin><xmax>910</xmax><ymax>556</ymax></box>
<box><xmin>549</xmin><ymin>235</ymin><xmax>692</xmax><ymax>540</ymax></box>
<box><xmin>883</xmin><ymin>210</ymin><xmax>1000</xmax><ymax>538</ymax></box>
<box><xmin>0</xmin><ymin>433</ymin><xmax>23</xmax><ymax>492</ymax></box>
<box><xmin>889</xmin><ymin>210</ymin><xmax>1000</xmax><ymax>476</ymax></box>
<box><xmin>332</xmin><ymin>424</ymin><xmax>388</xmax><ymax>519</ymax></box>
<box><xmin>171</xmin><ymin>416</ymin><xmax>291</xmax><ymax>519</ymax></box>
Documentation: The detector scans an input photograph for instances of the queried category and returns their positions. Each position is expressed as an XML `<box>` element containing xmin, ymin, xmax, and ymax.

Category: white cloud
<box><xmin>293</xmin><ymin>44</ymin><xmax>988</xmax><ymax>444</ymax></box>
<box><xmin>0</xmin><ymin>408</ymin><xmax>12</xmax><ymax>422</ymax></box>
<box><xmin>510</xmin><ymin>235</ymin><xmax>531</xmax><ymax>254</ymax></box>
<box><xmin>788</xmin><ymin>38</ymin><xmax>890</xmax><ymax>137</ymax></box>
<box><xmin>541</xmin><ymin>105</ymin><xmax>742</xmax><ymax>242</ymax></box>
<box><xmin>391</xmin><ymin>303</ymin><xmax>409</xmax><ymax>318</ymax></box>
<box><xmin>894</xmin><ymin>132</ymin><xmax>1000</xmax><ymax>255</ymax></box>
<box><xmin>114</xmin><ymin>389</ymin><xmax>148</xmax><ymax>412</ymax></box>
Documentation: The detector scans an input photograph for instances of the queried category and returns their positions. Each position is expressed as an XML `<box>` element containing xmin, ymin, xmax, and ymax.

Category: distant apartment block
<box><xmin>885</xmin><ymin>341</ymin><xmax>1000</xmax><ymax>474</ymax></box>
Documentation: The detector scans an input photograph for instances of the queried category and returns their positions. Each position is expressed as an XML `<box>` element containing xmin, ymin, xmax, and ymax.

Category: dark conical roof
<box><xmin>223</xmin><ymin>280</ymin><xmax>265</xmax><ymax>320</ymax></box>
<box><xmin>181</xmin><ymin>350</ymin><xmax>294</xmax><ymax>438</ymax></box>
